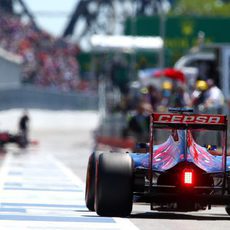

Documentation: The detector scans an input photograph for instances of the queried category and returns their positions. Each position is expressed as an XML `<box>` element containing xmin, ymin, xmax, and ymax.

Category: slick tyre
<box><xmin>225</xmin><ymin>205</ymin><xmax>230</xmax><ymax>215</ymax></box>
<box><xmin>95</xmin><ymin>153</ymin><xmax>133</xmax><ymax>217</ymax></box>
<box><xmin>226</xmin><ymin>177</ymin><xmax>230</xmax><ymax>216</ymax></box>
<box><xmin>85</xmin><ymin>152</ymin><xmax>101</xmax><ymax>211</ymax></box>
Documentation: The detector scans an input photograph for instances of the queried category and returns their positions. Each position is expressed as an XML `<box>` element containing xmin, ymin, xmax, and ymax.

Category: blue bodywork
<box><xmin>131</xmin><ymin>130</ymin><xmax>230</xmax><ymax>173</ymax></box>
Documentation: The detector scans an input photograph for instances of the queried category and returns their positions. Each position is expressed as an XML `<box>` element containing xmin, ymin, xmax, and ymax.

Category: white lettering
<box><xmin>158</xmin><ymin>115</ymin><xmax>170</xmax><ymax>122</ymax></box>
<box><xmin>208</xmin><ymin>117</ymin><xmax>221</xmax><ymax>124</ymax></box>
<box><xmin>183</xmin><ymin>116</ymin><xmax>195</xmax><ymax>122</ymax></box>
<box><xmin>171</xmin><ymin>115</ymin><xmax>182</xmax><ymax>122</ymax></box>
<box><xmin>156</xmin><ymin>114</ymin><xmax>223</xmax><ymax>124</ymax></box>
<box><xmin>196</xmin><ymin>116</ymin><xmax>207</xmax><ymax>123</ymax></box>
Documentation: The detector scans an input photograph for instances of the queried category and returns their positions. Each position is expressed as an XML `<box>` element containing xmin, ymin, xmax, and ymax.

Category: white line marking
<box><xmin>0</xmin><ymin>152</ymin><xmax>139</xmax><ymax>230</ymax></box>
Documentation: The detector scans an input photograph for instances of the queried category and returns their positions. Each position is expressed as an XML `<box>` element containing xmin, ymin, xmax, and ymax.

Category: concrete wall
<box><xmin>0</xmin><ymin>48</ymin><xmax>22</xmax><ymax>87</ymax></box>
<box><xmin>0</xmin><ymin>48</ymin><xmax>97</xmax><ymax>110</ymax></box>
<box><xmin>0</xmin><ymin>86</ymin><xmax>98</xmax><ymax>110</ymax></box>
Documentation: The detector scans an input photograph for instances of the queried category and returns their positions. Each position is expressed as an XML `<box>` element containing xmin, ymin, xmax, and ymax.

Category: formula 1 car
<box><xmin>0</xmin><ymin>131</ymin><xmax>28</xmax><ymax>149</ymax></box>
<box><xmin>85</xmin><ymin>108</ymin><xmax>230</xmax><ymax>217</ymax></box>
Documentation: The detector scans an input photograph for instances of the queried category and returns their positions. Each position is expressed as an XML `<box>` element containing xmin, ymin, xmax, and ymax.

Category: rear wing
<box><xmin>151</xmin><ymin>113</ymin><xmax>227</xmax><ymax>130</ymax></box>
<box><xmin>148</xmin><ymin>111</ymin><xmax>228</xmax><ymax>193</ymax></box>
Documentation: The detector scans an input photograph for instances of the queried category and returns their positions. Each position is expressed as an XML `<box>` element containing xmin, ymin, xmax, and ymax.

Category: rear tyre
<box><xmin>95</xmin><ymin>153</ymin><xmax>133</xmax><ymax>217</ymax></box>
<box><xmin>225</xmin><ymin>205</ymin><xmax>230</xmax><ymax>215</ymax></box>
<box><xmin>85</xmin><ymin>152</ymin><xmax>101</xmax><ymax>211</ymax></box>
<box><xmin>226</xmin><ymin>177</ymin><xmax>230</xmax><ymax>215</ymax></box>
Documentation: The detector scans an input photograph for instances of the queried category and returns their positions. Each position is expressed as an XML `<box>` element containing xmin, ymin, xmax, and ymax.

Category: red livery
<box><xmin>153</xmin><ymin>113</ymin><xmax>225</xmax><ymax>125</ymax></box>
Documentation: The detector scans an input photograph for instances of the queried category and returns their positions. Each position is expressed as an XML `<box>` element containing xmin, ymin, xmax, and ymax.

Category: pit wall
<box><xmin>0</xmin><ymin>86</ymin><xmax>98</xmax><ymax>111</ymax></box>
<box><xmin>0</xmin><ymin>47</ymin><xmax>22</xmax><ymax>88</ymax></box>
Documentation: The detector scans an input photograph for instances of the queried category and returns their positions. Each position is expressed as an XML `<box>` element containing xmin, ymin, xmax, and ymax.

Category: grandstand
<box><xmin>0</xmin><ymin>0</ymin><xmax>172</xmax><ymax>110</ymax></box>
<box><xmin>0</xmin><ymin>0</ymin><xmax>98</xmax><ymax>110</ymax></box>
<box><xmin>0</xmin><ymin>0</ymin><xmax>82</xmax><ymax>92</ymax></box>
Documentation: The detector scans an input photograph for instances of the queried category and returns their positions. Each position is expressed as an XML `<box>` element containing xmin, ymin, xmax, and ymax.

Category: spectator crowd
<box><xmin>121</xmin><ymin>77</ymin><xmax>225</xmax><ymax>143</ymax></box>
<box><xmin>0</xmin><ymin>10</ymin><xmax>86</xmax><ymax>92</ymax></box>
<box><xmin>116</xmin><ymin>77</ymin><xmax>224</xmax><ymax>114</ymax></box>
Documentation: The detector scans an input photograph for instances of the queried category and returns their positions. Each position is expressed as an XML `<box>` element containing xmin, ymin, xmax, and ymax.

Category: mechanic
<box><xmin>204</xmin><ymin>78</ymin><xmax>224</xmax><ymax>113</ymax></box>
<box><xmin>127</xmin><ymin>102</ymin><xmax>150</xmax><ymax>143</ymax></box>
<box><xmin>140</xmin><ymin>85</ymin><xmax>161</xmax><ymax>113</ymax></box>
<box><xmin>18</xmin><ymin>110</ymin><xmax>30</xmax><ymax>147</ymax></box>
<box><xmin>160</xmin><ymin>81</ymin><xmax>173</xmax><ymax>109</ymax></box>
<box><xmin>169</xmin><ymin>84</ymin><xmax>191</xmax><ymax>108</ymax></box>
<box><xmin>190</xmin><ymin>80</ymin><xmax>208</xmax><ymax>112</ymax></box>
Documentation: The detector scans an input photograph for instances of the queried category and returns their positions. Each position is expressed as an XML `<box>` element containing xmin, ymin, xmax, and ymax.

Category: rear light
<box><xmin>183</xmin><ymin>169</ymin><xmax>193</xmax><ymax>185</ymax></box>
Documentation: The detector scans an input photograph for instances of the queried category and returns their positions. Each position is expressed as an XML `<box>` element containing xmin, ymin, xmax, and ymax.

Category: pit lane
<box><xmin>0</xmin><ymin>109</ymin><xmax>230</xmax><ymax>230</ymax></box>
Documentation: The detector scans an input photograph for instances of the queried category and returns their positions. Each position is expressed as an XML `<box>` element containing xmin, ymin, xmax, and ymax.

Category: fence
<box><xmin>0</xmin><ymin>86</ymin><xmax>98</xmax><ymax>111</ymax></box>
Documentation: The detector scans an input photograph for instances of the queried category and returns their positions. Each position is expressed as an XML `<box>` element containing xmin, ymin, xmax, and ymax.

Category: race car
<box><xmin>85</xmin><ymin>108</ymin><xmax>230</xmax><ymax>217</ymax></box>
<box><xmin>0</xmin><ymin>131</ymin><xmax>28</xmax><ymax>149</ymax></box>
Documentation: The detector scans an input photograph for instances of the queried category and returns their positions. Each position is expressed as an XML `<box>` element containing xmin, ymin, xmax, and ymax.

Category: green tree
<box><xmin>171</xmin><ymin>0</ymin><xmax>230</xmax><ymax>16</ymax></box>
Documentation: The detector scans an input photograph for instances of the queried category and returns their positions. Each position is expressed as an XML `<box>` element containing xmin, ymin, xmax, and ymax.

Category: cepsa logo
<box><xmin>154</xmin><ymin>114</ymin><xmax>224</xmax><ymax>124</ymax></box>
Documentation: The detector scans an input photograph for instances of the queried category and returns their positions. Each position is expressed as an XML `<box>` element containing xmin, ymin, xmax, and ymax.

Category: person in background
<box><xmin>171</xmin><ymin>84</ymin><xmax>191</xmax><ymax>108</ymax></box>
<box><xmin>140</xmin><ymin>85</ymin><xmax>161</xmax><ymax>113</ymax></box>
<box><xmin>190</xmin><ymin>80</ymin><xmax>208</xmax><ymax>112</ymax></box>
<box><xmin>18</xmin><ymin>110</ymin><xmax>30</xmax><ymax>147</ymax></box>
<box><xmin>160</xmin><ymin>81</ymin><xmax>173</xmax><ymax>109</ymax></box>
<box><xmin>204</xmin><ymin>79</ymin><xmax>224</xmax><ymax>113</ymax></box>
<box><xmin>127</xmin><ymin>103</ymin><xmax>150</xmax><ymax>143</ymax></box>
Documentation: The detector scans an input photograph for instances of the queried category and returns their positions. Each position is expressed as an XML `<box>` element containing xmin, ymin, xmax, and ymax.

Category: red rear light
<box><xmin>183</xmin><ymin>169</ymin><xmax>193</xmax><ymax>185</ymax></box>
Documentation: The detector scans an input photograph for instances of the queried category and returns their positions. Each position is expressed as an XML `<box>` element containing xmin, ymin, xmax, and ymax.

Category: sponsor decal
<box><xmin>153</xmin><ymin>114</ymin><xmax>225</xmax><ymax>125</ymax></box>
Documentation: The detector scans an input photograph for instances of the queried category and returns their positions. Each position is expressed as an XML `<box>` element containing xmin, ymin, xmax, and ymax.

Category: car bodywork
<box><xmin>0</xmin><ymin>131</ymin><xmax>28</xmax><ymax>148</ymax></box>
<box><xmin>131</xmin><ymin>109</ymin><xmax>230</xmax><ymax>212</ymax></box>
<box><xmin>132</xmin><ymin>130</ymin><xmax>230</xmax><ymax>173</ymax></box>
<box><xmin>85</xmin><ymin>108</ymin><xmax>230</xmax><ymax>216</ymax></box>
<box><xmin>132</xmin><ymin>113</ymin><xmax>230</xmax><ymax>173</ymax></box>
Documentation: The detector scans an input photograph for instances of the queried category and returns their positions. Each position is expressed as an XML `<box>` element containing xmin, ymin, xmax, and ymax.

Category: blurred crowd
<box><xmin>115</xmin><ymin>77</ymin><xmax>224</xmax><ymax>114</ymax></box>
<box><xmin>0</xmin><ymin>10</ymin><xmax>87</xmax><ymax>92</ymax></box>
<box><xmin>117</xmin><ymin>77</ymin><xmax>225</xmax><ymax>143</ymax></box>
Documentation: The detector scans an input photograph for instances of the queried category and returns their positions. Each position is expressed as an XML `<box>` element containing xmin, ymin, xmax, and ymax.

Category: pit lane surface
<box><xmin>0</xmin><ymin>110</ymin><xmax>230</xmax><ymax>230</ymax></box>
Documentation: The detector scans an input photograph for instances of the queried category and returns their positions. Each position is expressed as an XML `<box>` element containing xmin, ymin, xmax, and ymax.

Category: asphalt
<box><xmin>0</xmin><ymin>110</ymin><xmax>138</xmax><ymax>230</ymax></box>
<box><xmin>0</xmin><ymin>109</ymin><xmax>230</xmax><ymax>230</ymax></box>
<box><xmin>0</xmin><ymin>144</ymin><xmax>139</xmax><ymax>229</ymax></box>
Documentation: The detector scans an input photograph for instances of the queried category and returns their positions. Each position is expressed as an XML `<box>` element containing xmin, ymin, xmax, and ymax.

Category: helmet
<box><xmin>162</xmin><ymin>81</ymin><xmax>172</xmax><ymax>90</ymax></box>
<box><xmin>196</xmin><ymin>80</ymin><xmax>208</xmax><ymax>91</ymax></box>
